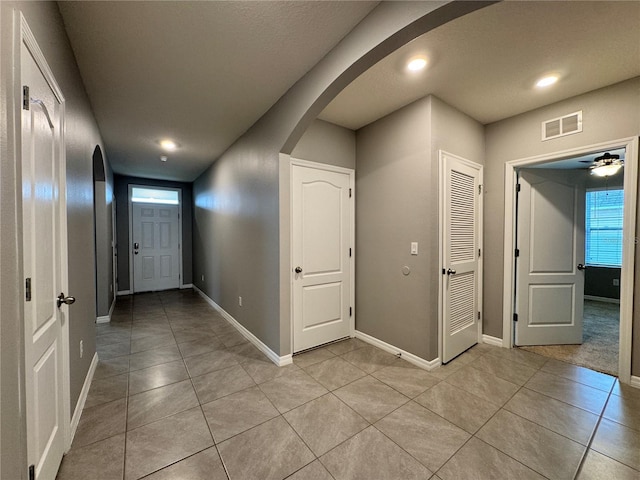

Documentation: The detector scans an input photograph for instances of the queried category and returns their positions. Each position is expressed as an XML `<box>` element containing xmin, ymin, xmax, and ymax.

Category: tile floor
<box><xmin>56</xmin><ymin>290</ymin><xmax>640</xmax><ymax>480</ymax></box>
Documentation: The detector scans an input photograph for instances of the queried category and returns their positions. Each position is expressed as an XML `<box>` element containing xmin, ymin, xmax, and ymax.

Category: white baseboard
<box><xmin>584</xmin><ymin>295</ymin><xmax>620</xmax><ymax>304</ymax></box>
<box><xmin>354</xmin><ymin>330</ymin><xmax>440</xmax><ymax>371</ymax></box>
<box><xmin>69</xmin><ymin>353</ymin><xmax>98</xmax><ymax>448</ymax></box>
<box><xmin>482</xmin><ymin>334</ymin><xmax>504</xmax><ymax>347</ymax></box>
<box><xmin>180</xmin><ymin>283</ymin><xmax>193</xmax><ymax>290</ymax></box>
<box><xmin>116</xmin><ymin>290</ymin><xmax>130</xmax><ymax>296</ymax></box>
<box><xmin>193</xmin><ymin>286</ymin><xmax>291</xmax><ymax>367</ymax></box>
<box><xmin>96</xmin><ymin>299</ymin><xmax>115</xmax><ymax>324</ymax></box>
<box><xmin>630</xmin><ymin>375</ymin><xmax>640</xmax><ymax>389</ymax></box>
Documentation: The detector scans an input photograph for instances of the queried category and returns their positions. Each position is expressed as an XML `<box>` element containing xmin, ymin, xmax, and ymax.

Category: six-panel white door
<box><xmin>292</xmin><ymin>163</ymin><xmax>352</xmax><ymax>352</ymax></box>
<box><xmin>22</xmin><ymin>34</ymin><xmax>67</xmax><ymax>480</ymax></box>
<box><xmin>515</xmin><ymin>169</ymin><xmax>585</xmax><ymax>345</ymax></box>
<box><xmin>441</xmin><ymin>152</ymin><xmax>483</xmax><ymax>363</ymax></box>
<box><xmin>132</xmin><ymin>203</ymin><xmax>180</xmax><ymax>292</ymax></box>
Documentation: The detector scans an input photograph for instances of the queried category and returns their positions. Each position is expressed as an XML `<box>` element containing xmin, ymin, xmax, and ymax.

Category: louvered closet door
<box><xmin>442</xmin><ymin>152</ymin><xmax>482</xmax><ymax>363</ymax></box>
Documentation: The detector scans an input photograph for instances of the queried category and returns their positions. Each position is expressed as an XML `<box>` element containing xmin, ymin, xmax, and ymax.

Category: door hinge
<box><xmin>29</xmin><ymin>465</ymin><xmax>35</xmax><ymax>480</ymax></box>
<box><xmin>349</xmin><ymin>248</ymin><xmax>352</xmax><ymax>258</ymax></box>
<box><xmin>349</xmin><ymin>307</ymin><xmax>352</xmax><ymax>317</ymax></box>
<box><xmin>23</xmin><ymin>86</ymin><xmax>30</xmax><ymax>110</ymax></box>
<box><xmin>478</xmin><ymin>248</ymin><xmax>481</xmax><ymax>258</ymax></box>
<box><xmin>516</xmin><ymin>183</ymin><xmax>521</xmax><ymax>193</ymax></box>
<box><xmin>349</xmin><ymin>188</ymin><xmax>352</xmax><ymax>198</ymax></box>
<box><xmin>478</xmin><ymin>184</ymin><xmax>482</xmax><ymax>194</ymax></box>
<box><xmin>513</xmin><ymin>313</ymin><xmax>518</xmax><ymax>322</ymax></box>
<box><xmin>25</xmin><ymin>278</ymin><xmax>32</xmax><ymax>302</ymax></box>
<box><xmin>514</xmin><ymin>248</ymin><xmax>520</xmax><ymax>257</ymax></box>
<box><xmin>478</xmin><ymin>311</ymin><xmax>481</xmax><ymax>320</ymax></box>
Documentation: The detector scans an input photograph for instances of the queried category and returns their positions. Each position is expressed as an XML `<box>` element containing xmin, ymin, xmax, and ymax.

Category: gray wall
<box><xmin>0</xmin><ymin>2</ymin><xmax>105</xmax><ymax>478</ymax></box>
<box><xmin>484</xmin><ymin>78</ymin><xmax>640</xmax><ymax>375</ymax></box>
<box><xmin>114</xmin><ymin>175</ymin><xmax>193</xmax><ymax>292</ymax></box>
<box><xmin>291</xmin><ymin>119</ymin><xmax>356</xmax><ymax>169</ymax></box>
<box><xmin>356</xmin><ymin>95</ymin><xmax>484</xmax><ymax>361</ymax></box>
<box><xmin>94</xmin><ymin>146</ymin><xmax>115</xmax><ymax>317</ymax></box>
<box><xmin>192</xmin><ymin>2</ymin><xmax>485</xmax><ymax>357</ymax></box>
<box><xmin>585</xmin><ymin>267</ymin><xmax>621</xmax><ymax>300</ymax></box>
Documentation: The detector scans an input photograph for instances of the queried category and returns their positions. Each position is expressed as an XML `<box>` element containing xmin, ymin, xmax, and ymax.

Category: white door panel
<box><xmin>441</xmin><ymin>152</ymin><xmax>482</xmax><ymax>363</ymax></box>
<box><xmin>132</xmin><ymin>203</ymin><xmax>180</xmax><ymax>292</ymax></box>
<box><xmin>22</xmin><ymin>36</ymin><xmax>66</xmax><ymax>480</ymax></box>
<box><xmin>516</xmin><ymin>170</ymin><xmax>585</xmax><ymax>345</ymax></box>
<box><xmin>293</xmin><ymin>164</ymin><xmax>352</xmax><ymax>352</ymax></box>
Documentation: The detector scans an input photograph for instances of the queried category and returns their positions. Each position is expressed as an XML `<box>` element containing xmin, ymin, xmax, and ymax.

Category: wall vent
<box><xmin>541</xmin><ymin>111</ymin><xmax>583</xmax><ymax>141</ymax></box>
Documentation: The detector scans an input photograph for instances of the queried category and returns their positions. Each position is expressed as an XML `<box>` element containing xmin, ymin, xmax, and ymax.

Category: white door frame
<box><xmin>289</xmin><ymin>158</ymin><xmax>355</xmax><ymax>353</ymax></box>
<box><xmin>16</xmin><ymin>11</ymin><xmax>72</xmax><ymax>449</ymax></box>
<box><xmin>438</xmin><ymin>151</ymin><xmax>484</xmax><ymax>363</ymax></box>
<box><xmin>502</xmin><ymin>137</ymin><xmax>638</xmax><ymax>384</ymax></box>
<box><xmin>127</xmin><ymin>185</ymin><xmax>183</xmax><ymax>292</ymax></box>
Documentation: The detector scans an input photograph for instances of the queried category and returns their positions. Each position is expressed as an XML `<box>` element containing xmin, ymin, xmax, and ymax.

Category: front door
<box><xmin>292</xmin><ymin>162</ymin><xmax>353</xmax><ymax>352</ymax></box>
<box><xmin>515</xmin><ymin>169</ymin><xmax>585</xmax><ymax>345</ymax></box>
<box><xmin>441</xmin><ymin>152</ymin><xmax>483</xmax><ymax>363</ymax></box>
<box><xmin>132</xmin><ymin>203</ymin><xmax>180</xmax><ymax>292</ymax></box>
<box><xmin>22</xmin><ymin>28</ymin><xmax>68</xmax><ymax>480</ymax></box>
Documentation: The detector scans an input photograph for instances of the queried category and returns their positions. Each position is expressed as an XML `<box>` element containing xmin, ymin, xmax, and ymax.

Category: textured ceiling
<box><xmin>58</xmin><ymin>1</ymin><xmax>378</xmax><ymax>181</ymax></box>
<box><xmin>319</xmin><ymin>1</ymin><xmax>640</xmax><ymax>129</ymax></box>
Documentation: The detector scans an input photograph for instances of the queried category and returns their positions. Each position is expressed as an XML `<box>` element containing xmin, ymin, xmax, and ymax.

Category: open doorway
<box><xmin>503</xmin><ymin>137</ymin><xmax>638</xmax><ymax>384</ymax></box>
<box><xmin>514</xmin><ymin>149</ymin><xmax>624</xmax><ymax>375</ymax></box>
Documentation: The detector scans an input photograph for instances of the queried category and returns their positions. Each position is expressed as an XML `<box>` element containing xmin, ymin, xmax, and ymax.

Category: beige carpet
<box><xmin>520</xmin><ymin>300</ymin><xmax>619</xmax><ymax>376</ymax></box>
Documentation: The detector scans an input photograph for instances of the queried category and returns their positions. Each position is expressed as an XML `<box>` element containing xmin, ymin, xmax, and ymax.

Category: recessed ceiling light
<box><xmin>160</xmin><ymin>139</ymin><xmax>178</xmax><ymax>151</ymax></box>
<box><xmin>407</xmin><ymin>57</ymin><xmax>427</xmax><ymax>72</ymax></box>
<box><xmin>536</xmin><ymin>75</ymin><xmax>559</xmax><ymax>88</ymax></box>
<box><xmin>160</xmin><ymin>155</ymin><xmax>168</xmax><ymax>162</ymax></box>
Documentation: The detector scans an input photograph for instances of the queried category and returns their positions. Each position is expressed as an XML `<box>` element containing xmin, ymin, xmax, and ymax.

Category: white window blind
<box><xmin>585</xmin><ymin>189</ymin><xmax>623</xmax><ymax>267</ymax></box>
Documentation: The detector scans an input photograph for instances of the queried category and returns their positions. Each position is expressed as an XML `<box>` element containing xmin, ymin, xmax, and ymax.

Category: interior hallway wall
<box><xmin>191</xmin><ymin>2</ymin><xmax>484</xmax><ymax>357</ymax></box>
<box><xmin>355</xmin><ymin>95</ymin><xmax>484</xmax><ymax>361</ymax></box>
<box><xmin>484</xmin><ymin>77</ymin><xmax>640</xmax><ymax>375</ymax></box>
<box><xmin>114</xmin><ymin>175</ymin><xmax>193</xmax><ymax>292</ymax></box>
<box><xmin>0</xmin><ymin>2</ymin><xmax>107</xmax><ymax>478</ymax></box>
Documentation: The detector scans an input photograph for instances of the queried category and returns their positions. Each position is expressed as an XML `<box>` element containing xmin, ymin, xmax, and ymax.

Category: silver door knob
<box><xmin>295</xmin><ymin>267</ymin><xmax>302</xmax><ymax>274</ymax></box>
<box><xmin>57</xmin><ymin>293</ymin><xmax>76</xmax><ymax>308</ymax></box>
<box><xmin>577</xmin><ymin>264</ymin><xmax>587</xmax><ymax>271</ymax></box>
<box><xmin>447</xmin><ymin>268</ymin><xmax>456</xmax><ymax>275</ymax></box>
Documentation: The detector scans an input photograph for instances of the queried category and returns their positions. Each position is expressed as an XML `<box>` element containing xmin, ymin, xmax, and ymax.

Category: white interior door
<box><xmin>515</xmin><ymin>169</ymin><xmax>585</xmax><ymax>345</ymax></box>
<box><xmin>441</xmin><ymin>152</ymin><xmax>482</xmax><ymax>363</ymax></box>
<box><xmin>292</xmin><ymin>163</ymin><xmax>353</xmax><ymax>353</ymax></box>
<box><xmin>132</xmin><ymin>203</ymin><xmax>180</xmax><ymax>292</ymax></box>
<box><xmin>22</xmin><ymin>34</ymin><xmax>68</xmax><ymax>480</ymax></box>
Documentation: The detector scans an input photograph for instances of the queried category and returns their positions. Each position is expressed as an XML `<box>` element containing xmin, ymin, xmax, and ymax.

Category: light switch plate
<box><xmin>411</xmin><ymin>242</ymin><xmax>418</xmax><ymax>255</ymax></box>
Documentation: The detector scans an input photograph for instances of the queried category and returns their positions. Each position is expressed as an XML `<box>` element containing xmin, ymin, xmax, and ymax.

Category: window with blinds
<box><xmin>585</xmin><ymin>189</ymin><xmax>623</xmax><ymax>267</ymax></box>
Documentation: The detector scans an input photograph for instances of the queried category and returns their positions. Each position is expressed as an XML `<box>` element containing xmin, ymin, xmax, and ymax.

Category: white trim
<box><xmin>630</xmin><ymin>376</ymin><xmax>640</xmax><ymax>389</ymax></box>
<box><xmin>502</xmin><ymin>137</ymin><xmax>637</xmax><ymax>384</ymax></box>
<box><xmin>19</xmin><ymin>11</ymin><xmax>72</xmax><ymax>456</ymax></box>
<box><xmin>354</xmin><ymin>330</ymin><xmax>441</xmax><ymax>371</ymax></box>
<box><xmin>128</xmin><ymin>185</ymin><xmax>183</xmax><ymax>293</ymax></box>
<box><xmin>180</xmin><ymin>283</ymin><xmax>193</xmax><ymax>290</ymax></box>
<box><xmin>96</xmin><ymin>296</ymin><xmax>117</xmax><ymax>323</ymax></box>
<box><xmin>193</xmin><ymin>286</ymin><xmax>291</xmax><ymax>366</ymax></box>
<box><xmin>68</xmin><ymin>353</ymin><xmax>98</xmax><ymax>449</ymax></box>
<box><xmin>438</xmin><ymin>151</ymin><xmax>484</xmax><ymax>362</ymax></box>
<box><xmin>584</xmin><ymin>295</ymin><xmax>620</xmax><ymax>305</ymax></box>
<box><xmin>116</xmin><ymin>290</ymin><xmax>130</xmax><ymax>296</ymax></box>
<box><xmin>482</xmin><ymin>334</ymin><xmax>504</xmax><ymax>348</ymax></box>
<box><xmin>289</xmin><ymin>158</ymin><xmax>355</xmax><ymax>354</ymax></box>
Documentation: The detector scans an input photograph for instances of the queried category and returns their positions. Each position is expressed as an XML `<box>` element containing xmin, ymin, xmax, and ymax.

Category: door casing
<box><xmin>502</xmin><ymin>137</ymin><xmax>638</xmax><ymax>384</ymax></box>
<box><xmin>289</xmin><ymin>158</ymin><xmax>355</xmax><ymax>353</ymax></box>
<box><xmin>438</xmin><ymin>150</ymin><xmax>484</xmax><ymax>364</ymax></box>
<box><xmin>17</xmin><ymin>8</ymin><xmax>72</xmax><ymax>460</ymax></box>
<box><xmin>127</xmin><ymin>185</ymin><xmax>183</xmax><ymax>293</ymax></box>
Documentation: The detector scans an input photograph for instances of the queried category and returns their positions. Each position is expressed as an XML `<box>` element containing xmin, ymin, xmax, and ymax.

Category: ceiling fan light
<box><xmin>591</xmin><ymin>163</ymin><xmax>623</xmax><ymax>177</ymax></box>
<box><xmin>407</xmin><ymin>57</ymin><xmax>427</xmax><ymax>72</ymax></box>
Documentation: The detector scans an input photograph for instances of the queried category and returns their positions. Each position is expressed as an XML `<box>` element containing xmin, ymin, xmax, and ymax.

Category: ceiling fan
<box><xmin>579</xmin><ymin>152</ymin><xmax>624</xmax><ymax>177</ymax></box>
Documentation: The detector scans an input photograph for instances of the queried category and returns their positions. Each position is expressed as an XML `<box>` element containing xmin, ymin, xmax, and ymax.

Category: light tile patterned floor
<box><xmin>56</xmin><ymin>290</ymin><xmax>640</xmax><ymax>480</ymax></box>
